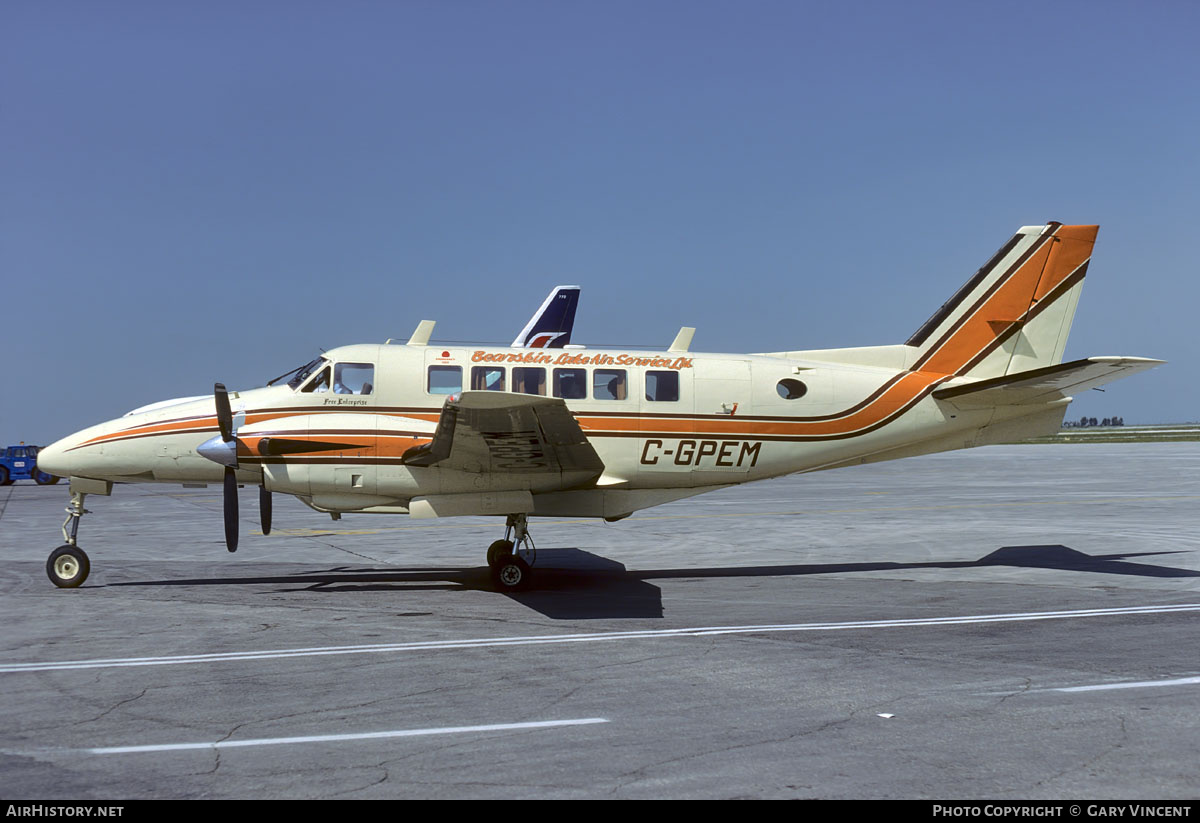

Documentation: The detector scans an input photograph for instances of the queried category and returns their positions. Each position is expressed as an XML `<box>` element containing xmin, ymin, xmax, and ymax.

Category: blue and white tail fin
<box><xmin>511</xmin><ymin>285</ymin><xmax>581</xmax><ymax>348</ymax></box>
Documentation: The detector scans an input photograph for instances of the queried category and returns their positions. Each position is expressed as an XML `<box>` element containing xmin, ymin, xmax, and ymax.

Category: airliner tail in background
<box><xmin>511</xmin><ymin>285</ymin><xmax>581</xmax><ymax>348</ymax></box>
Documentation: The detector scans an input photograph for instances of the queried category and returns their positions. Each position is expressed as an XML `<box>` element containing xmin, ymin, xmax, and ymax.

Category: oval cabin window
<box><xmin>777</xmin><ymin>378</ymin><xmax>808</xmax><ymax>400</ymax></box>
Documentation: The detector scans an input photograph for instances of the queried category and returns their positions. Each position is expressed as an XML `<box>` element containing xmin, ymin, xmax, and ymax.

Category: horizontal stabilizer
<box><xmin>933</xmin><ymin>357</ymin><xmax>1165</xmax><ymax>407</ymax></box>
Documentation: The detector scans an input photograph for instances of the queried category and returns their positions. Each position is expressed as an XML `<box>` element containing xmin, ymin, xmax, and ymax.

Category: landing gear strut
<box><xmin>47</xmin><ymin>492</ymin><xmax>90</xmax><ymax>588</ymax></box>
<box><xmin>488</xmin><ymin>513</ymin><xmax>535</xmax><ymax>592</ymax></box>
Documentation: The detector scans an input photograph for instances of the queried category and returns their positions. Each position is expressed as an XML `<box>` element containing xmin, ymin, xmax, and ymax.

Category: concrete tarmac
<box><xmin>0</xmin><ymin>443</ymin><xmax>1197</xmax><ymax>799</ymax></box>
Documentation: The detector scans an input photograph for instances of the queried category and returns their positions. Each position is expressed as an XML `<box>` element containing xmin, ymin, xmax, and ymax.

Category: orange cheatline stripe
<box><xmin>75</xmin><ymin>409</ymin><xmax>443</xmax><ymax>450</ymax></box>
<box><xmin>77</xmin><ymin>410</ymin><xmax>317</xmax><ymax>447</ymax></box>
<box><xmin>72</xmin><ymin>370</ymin><xmax>951</xmax><ymax>450</ymax></box>
<box><xmin>575</xmin><ymin>371</ymin><xmax>944</xmax><ymax>438</ymax></box>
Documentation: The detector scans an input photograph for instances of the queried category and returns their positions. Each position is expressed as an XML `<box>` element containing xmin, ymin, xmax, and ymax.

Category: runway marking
<box><xmin>1052</xmin><ymin>675</ymin><xmax>1200</xmax><ymax>693</ymax></box>
<box><xmin>252</xmin><ymin>495</ymin><xmax>1200</xmax><ymax>537</ymax></box>
<box><xmin>2</xmin><ymin>603</ymin><xmax>1197</xmax><ymax>674</ymax></box>
<box><xmin>87</xmin><ymin>717</ymin><xmax>610</xmax><ymax>755</ymax></box>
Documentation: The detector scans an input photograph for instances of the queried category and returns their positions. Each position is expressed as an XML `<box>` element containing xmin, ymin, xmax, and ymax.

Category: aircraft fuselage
<box><xmin>38</xmin><ymin>341</ymin><xmax>1062</xmax><ymax>520</ymax></box>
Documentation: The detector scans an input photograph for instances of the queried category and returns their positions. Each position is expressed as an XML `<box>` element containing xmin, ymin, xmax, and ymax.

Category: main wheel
<box><xmin>491</xmin><ymin>554</ymin><xmax>532</xmax><ymax>592</ymax></box>
<box><xmin>47</xmin><ymin>545</ymin><xmax>90</xmax><ymax>588</ymax></box>
<box><xmin>486</xmin><ymin>539</ymin><xmax>514</xmax><ymax>568</ymax></box>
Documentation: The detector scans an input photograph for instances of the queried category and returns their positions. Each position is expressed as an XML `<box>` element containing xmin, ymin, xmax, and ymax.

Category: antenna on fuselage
<box><xmin>406</xmin><ymin>320</ymin><xmax>436</xmax><ymax>346</ymax></box>
<box><xmin>669</xmin><ymin>327</ymin><xmax>695</xmax><ymax>352</ymax></box>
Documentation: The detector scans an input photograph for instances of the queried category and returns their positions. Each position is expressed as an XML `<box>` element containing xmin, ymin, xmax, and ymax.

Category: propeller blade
<box><xmin>224</xmin><ymin>467</ymin><xmax>239</xmax><ymax>553</ymax></box>
<box><xmin>259</xmin><ymin>485</ymin><xmax>272</xmax><ymax>536</ymax></box>
<box><xmin>214</xmin><ymin>383</ymin><xmax>234</xmax><ymax>443</ymax></box>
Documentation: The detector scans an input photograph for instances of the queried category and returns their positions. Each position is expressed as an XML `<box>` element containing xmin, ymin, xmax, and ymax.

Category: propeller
<box><xmin>214</xmin><ymin>383</ymin><xmax>239</xmax><ymax>553</ymax></box>
<box><xmin>260</xmin><ymin>484</ymin><xmax>272</xmax><ymax>536</ymax></box>
<box><xmin>198</xmin><ymin>383</ymin><xmax>272</xmax><ymax>551</ymax></box>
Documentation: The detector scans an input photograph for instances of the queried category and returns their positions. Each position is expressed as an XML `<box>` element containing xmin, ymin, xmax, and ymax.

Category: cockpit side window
<box><xmin>301</xmin><ymin>367</ymin><xmax>331</xmax><ymax>393</ymax></box>
<box><xmin>334</xmin><ymin>363</ymin><xmax>374</xmax><ymax>395</ymax></box>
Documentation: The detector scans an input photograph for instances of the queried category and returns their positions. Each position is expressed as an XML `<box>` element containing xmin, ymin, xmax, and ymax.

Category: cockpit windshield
<box><xmin>279</xmin><ymin>357</ymin><xmax>328</xmax><ymax>390</ymax></box>
<box><xmin>270</xmin><ymin>356</ymin><xmax>374</xmax><ymax>395</ymax></box>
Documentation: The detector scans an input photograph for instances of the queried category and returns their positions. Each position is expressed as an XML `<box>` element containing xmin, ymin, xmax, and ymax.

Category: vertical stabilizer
<box><xmin>511</xmin><ymin>285</ymin><xmax>581</xmax><ymax>348</ymax></box>
<box><xmin>907</xmin><ymin>223</ymin><xmax>1097</xmax><ymax>378</ymax></box>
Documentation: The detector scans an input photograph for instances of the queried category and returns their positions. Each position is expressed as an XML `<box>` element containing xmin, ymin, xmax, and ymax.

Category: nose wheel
<box><xmin>47</xmin><ymin>491</ymin><xmax>91</xmax><ymax>588</ymax></box>
<box><xmin>47</xmin><ymin>545</ymin><xmax>90</xmax><ymax>588</ymax></box>
<box><xmin>488</xmin><ymin>513</ymin><xmax>535</xmax><ymax>592</ymax></box>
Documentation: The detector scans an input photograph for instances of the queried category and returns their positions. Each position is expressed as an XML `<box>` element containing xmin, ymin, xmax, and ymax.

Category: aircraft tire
<box><xmin>47</xmin><ymin>545</ymin><xmax>90</xmax><ymax>589</ymax></box>
<box><xmin>486</xmin><ymin>539</ymin><xmax>514</xmax><ymax>568</ymax></box>
<box><xmin>491</xmin><ymin>554</ymin><xmax>531</xmax><ymax>592</ymax></box>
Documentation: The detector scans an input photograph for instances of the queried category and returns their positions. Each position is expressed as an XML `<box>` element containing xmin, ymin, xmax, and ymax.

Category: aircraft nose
<box><xmin>35</xmin><ymin>437</ymin><xmax>72</xmax><ymax>478</ymax></box>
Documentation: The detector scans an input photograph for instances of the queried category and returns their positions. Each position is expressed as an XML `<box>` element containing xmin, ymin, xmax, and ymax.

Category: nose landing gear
<box><xmin>488</xmin><ymin>513</ymin><xmax>536</xmax><ymax>592</ymax></box>
<box><xmin>47</xmin><ymin>491</ymin><xmax>90</xmax><ymax>588</ymax></box>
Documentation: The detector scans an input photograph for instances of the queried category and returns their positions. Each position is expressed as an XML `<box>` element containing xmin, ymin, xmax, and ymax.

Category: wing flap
<box><xmin>933</xmin><ymin>356</ymin><xmax>1165</xmax><ymax>408</ymax></box>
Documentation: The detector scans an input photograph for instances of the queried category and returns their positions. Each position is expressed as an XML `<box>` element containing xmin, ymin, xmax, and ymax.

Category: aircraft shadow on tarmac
<box><xmin>108</xmin><ymin>544</ymin><xmax>1198</xmax><ymax>621</ymax></box>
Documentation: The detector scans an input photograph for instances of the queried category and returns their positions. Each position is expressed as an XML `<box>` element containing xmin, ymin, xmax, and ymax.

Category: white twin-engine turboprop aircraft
<box><xmin>37</xmin><ymin>223</ymin><xmax>1161</xmax><ymax>591</ymax></box>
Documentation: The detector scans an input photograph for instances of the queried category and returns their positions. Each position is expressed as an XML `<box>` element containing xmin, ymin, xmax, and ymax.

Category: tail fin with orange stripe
<box><xmin>907</xmin><ymin>223</ymin><xmax>1097</xmax><ymax>379</ymax></box>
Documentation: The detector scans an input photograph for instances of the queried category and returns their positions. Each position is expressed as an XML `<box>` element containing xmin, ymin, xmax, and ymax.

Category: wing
<box><xmin>933</xmin><ymin>356</ymin><xmax>1165</xmax><ymax>408</ymax></box>
<box><xmin>402</xmin><ymin>391</ymin><xmax>604</xmax><ymax>484</ymax></box>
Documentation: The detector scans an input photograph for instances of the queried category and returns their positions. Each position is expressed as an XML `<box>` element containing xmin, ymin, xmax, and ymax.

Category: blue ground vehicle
<box><xmin>0</xmin><ymin>444</ymin><xmax>59</xmax><ymax>485</ymax></box>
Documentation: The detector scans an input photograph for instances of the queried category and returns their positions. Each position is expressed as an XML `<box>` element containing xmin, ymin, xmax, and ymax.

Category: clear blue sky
<box><xmin>3</xmin><ymin>0</ymin><xmax>1197</xmax><ymax>444</ymax></box>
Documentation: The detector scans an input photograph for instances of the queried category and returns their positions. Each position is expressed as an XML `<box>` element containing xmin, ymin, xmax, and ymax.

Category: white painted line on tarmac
<box><xmin>1052</xmin><ymin>675</ymin><xmax>1200</xmax><ymax>693</ymax></box>
<box><xmin>2</xmin><ymin>603</ymin><xmax>1197</xmax><ymax>675</ymax></box>
<box><xmin>88</xmin><ymin>717</ymin><xmax>610</xmax><ymax>755</ymax></box>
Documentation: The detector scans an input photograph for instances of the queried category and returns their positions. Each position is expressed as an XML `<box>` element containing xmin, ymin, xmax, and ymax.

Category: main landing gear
<box><xmin>487</xmin><ymin>513</ymin><xmax>536</xmax><ymax>592</ymax></box>
<box><xmin>47</xmin><ymin>491</ymin><xmax>90</xmax><ymax>588</ymax></box>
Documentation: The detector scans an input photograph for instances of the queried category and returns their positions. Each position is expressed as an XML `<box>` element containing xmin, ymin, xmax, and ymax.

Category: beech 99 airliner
<box><xmin>36</xmin><ymin>223</ymin><xmax>1161</xmax><ymax>591</ymax></box>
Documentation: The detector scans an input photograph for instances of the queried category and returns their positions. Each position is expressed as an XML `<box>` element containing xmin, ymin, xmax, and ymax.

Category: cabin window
<box><xmin>645</xmin><ymin>370</ymin><xmax>680</xmax><ymax>402</ymax></box>
<box><xmin>471</xmin><ymin>366</ymin><xmax>506</xmax><ymax>391</ymax></box>
<box><xmin>427</xmin><ymin>365</ymin><xmax>462</xmax><ymax>395</ymax></box>
<box><xmin>513</xmin><ymin>367</ymin><xmax>546</xmax><ymax>396</ymax></box>
<box><xmin>553</xmin><ymin>368</ymin><xmax>586</xmax><ymax>400</ymax></box>
<box><xmin>593</xmin><ymin>369</ymin><xmax>627</xmax><ymax>401</ymax></box>
<box><xmin>301</xmin><ymin>367</ymin><xmax>331</xmax><ymax>393</ymax></box>
<box><xmin>777</xmin><ymin>378</ymin><xmax>808</xmax><ymax>400</ymax></box>
<box><xmin>334</xmin><ymin>363</ymin><xmax>374</xmax><ymax>395</ymax></box>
